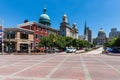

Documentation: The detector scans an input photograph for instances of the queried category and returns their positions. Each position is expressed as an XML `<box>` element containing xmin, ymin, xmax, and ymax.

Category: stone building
<box><xmin>59</xmin><ymin>14</ymin><xmax>78</xmax><ymax>39</ymax></box>
<box><xmin>84</xmin><ymin>22</ymin><xmax>92</xmax><ymax>42</ymax></box>
<box><xmin>109</xmin><ymin>28</ymin><xmax>120</xmax><ymax>40</ymax></box>
<box><xmin>93</xmin><ymin>28</ymin><xmax>107</xmax><ymax>46</ymax></box>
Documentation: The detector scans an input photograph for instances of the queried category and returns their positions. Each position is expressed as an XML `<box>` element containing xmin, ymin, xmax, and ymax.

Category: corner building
<box><xmin>18</xmin><ymin>7</ymin><xmax>58</xmax><ymax>50</ymax></box>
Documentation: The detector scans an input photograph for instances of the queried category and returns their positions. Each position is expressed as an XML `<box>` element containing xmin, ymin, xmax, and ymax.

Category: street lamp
<box><xmin>28</xmin><ymin>44</ymin><xmax>31</xmax><ymax>55</ymax></box>
<box><xmin>8</xmin><ymin>31</ymin><xmax>12</xmax><ymax>54</ymax></box>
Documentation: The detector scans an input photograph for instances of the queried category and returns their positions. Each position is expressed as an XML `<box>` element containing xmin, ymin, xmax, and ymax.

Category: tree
<box><xmin>38</xmin><ymin>34</ymin><xmax>94</xmax><ymax>50</ymax></box>
<box><xmin>104</xmin><ymin>37</ymin><xmax>120</xmax><ymax>48</ymax></box>
<box><xmin>48</xmin><ymin>33</ymin><xmax>56</xmax><ymax>47</ymax></box>
<box><xmin>55</xmin><ymin>36</ymin><xmax>66</xmax><ymax>49</ymax></box>
<box><xmin>38</xmin><ymin>36</ymin><xmax>51</xmax><ymax>47</ymax></box>
<box><xmin>65</xmin><ymin>37</ymin><xmax>73</xmax><ymax>47</ymax></box>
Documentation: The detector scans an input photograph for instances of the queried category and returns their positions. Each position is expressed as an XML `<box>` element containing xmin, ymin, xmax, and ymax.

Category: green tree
<box><xmin>65</xmin><ymin>37</ymin><xmax>73</xmax><ymax>47</ymax></box>
<box><xmin>38</xmin><ymin>36</ymin><xmax>51</xmax><ymax>47</ymax></box>
<box><xmin>107</xmin><ymin>37</ymin><xmax>120</xmax><ymax>47</ymax></box>
<box><xmin>55</xmin><ymin>36</ymin><xmax>66</xmax><ymax>49</ymax></box>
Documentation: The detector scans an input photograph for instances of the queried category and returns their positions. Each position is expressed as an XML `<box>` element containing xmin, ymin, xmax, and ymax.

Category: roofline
<box><xmin>17</xmin><ymin>21</ymin><xmax>59</xmax><ymax>32</ymax></box>
<box><xmin>4</xmin><ymin>27</ymin><xmax>34</xmax><ymax>33</ymax></box>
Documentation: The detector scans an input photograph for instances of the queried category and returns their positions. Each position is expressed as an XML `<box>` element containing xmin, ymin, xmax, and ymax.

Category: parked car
<box><xmin>66</xmin><ymin>47</ymin><xmax>76</xmax><ymax>53</ymax></box>
<box><xmin>53</xmin><ymin>48</ymin><xmax>60</xmax><ymax>53</ymax></box>
<box><xmin>111</xmin><ymin>48</ymin><xmax>120</xmax><ymax>53</ymax></box>
<box><xmin>106</xmin><ymin>47</ymin><xmax>112</xmax><ymax>53</ymax></box>
<box><xmin>106</xmin><ymin>47</ymin><xmax>120</xmax><ymax>53</ymax></box>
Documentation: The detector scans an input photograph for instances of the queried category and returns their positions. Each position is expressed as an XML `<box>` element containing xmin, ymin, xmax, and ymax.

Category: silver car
<box><xmin>66</xmin><ymin>48</ymin><xmax>76</xmax><ymax>53</ymax></box>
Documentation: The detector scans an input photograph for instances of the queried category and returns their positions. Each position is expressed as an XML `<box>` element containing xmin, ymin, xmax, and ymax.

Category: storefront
<box><xmin>4</xmin><ymin>28</ymin><xmax>34</xmax><ymax>53</ymax></box>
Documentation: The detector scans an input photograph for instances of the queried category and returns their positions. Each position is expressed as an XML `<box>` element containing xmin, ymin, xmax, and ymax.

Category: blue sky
<box><xmin>0</xmin><ymin>0</ymin><xmax>120</xmax><ymax>38</ymax></box>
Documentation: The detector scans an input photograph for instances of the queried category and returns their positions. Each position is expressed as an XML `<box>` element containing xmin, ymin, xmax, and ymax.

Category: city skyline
<box><xmin>0</xmin><ymin>0</ymin><xmax>120</xmax><ymax>38</ymax></box>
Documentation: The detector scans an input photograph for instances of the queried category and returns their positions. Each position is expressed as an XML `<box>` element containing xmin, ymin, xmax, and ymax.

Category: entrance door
<box><xmin>20</xmin><ymin>44</ymin><xmax>28</xmax><ymax>52</ymax></box>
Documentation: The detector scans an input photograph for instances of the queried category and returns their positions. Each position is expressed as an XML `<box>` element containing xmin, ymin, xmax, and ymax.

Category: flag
<box><xmin>0</xmin><ymin>26</ymin><xmax>2</xmax><ymax>42</ymax></box>
<box><xmin>0</xmin><ymin>33</ymin><xmax>2</xmax><ymax>43</ymax></box>
<box><xmin>0</xmin><ymin>26</ymin><xmax>2</xmax><ymax>32</ymax></box>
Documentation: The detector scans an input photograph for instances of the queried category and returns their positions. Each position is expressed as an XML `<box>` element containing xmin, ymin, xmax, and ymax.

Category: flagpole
<box><xmin>1</xmin><ymin>19</ymin><xmax>4</xmax><ymax>55</ymax></box>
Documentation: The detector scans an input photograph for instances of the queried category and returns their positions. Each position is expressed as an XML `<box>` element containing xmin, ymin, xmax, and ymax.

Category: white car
<box><xmin>66</xmin><ymin>47</ymin><xmax>76</xmax><ymax>53</ymax></box>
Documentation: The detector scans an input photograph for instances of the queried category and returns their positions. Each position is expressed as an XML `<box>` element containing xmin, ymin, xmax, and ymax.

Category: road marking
<box><xmin>46</xmin><ymin>54</ymin><xmax>70</xmax><ymax>78</ymax></box>
<box><xmin>80</xmin><ymin>55</ymin><xmax>92</xmax><ymax>80</ymax></box>
<box><xmin>2</xmin><ymin>54</ymin><xmax>57</xmax><ymax>80</ymax></box>
<box><xmin>0</xmin><ymin>75</ymin><xmax>77</xmax><ymax>80</ymax></box>
<box><xmin>96</xmin><ymin>58</ymin><xmax>120</xmax><ymax>74</ymax></box>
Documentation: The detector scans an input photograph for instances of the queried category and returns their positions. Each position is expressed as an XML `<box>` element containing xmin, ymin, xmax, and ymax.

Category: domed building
<box><xmin>18</xmin><ymin>6</ymin><xmax>58</xmax><ymax>51</ymax></box>
<box><xmin>93</xmin><ymin>28</ymin><xmax>107</xmax><ymax>46</ymax></box>
<box><xmin>98</xmin><ymin>28</ymin><xmax>106</xmax><ymax>38</ymax></box>
<box><xmin>39</xmin><ymin>7</ymin><xmax>51</xmax><ymax>26</ymax></box>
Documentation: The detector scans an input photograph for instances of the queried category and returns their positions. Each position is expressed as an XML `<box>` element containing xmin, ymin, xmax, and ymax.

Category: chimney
<box><xmin>24</xmin><ymin>19</ymin><xmax>28</xmax><ymax>23</ymax></box>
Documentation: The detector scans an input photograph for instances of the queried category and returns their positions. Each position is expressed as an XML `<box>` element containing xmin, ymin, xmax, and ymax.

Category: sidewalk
<box><xmin>107</xmin><ymin>52</ymin><xmax>120</xmax><ymax>56</ymax></box>
<box><xmin>76</xmin><ymin>50</ymin><xmax>85</xmax><ymax>53</ymax></box>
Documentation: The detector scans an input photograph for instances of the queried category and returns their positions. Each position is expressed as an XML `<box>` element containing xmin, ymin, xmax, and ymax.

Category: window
<box><xmin>7</xmin><ymin>32</ymin><xmax>16</xmax><ymax>39</ymax></box>
<box><xmin>20</xmin><ymin>32</ymin><xmax>28</xmax><ymax>39</ymax></box>
<box><xmin>36</xmin><ymin>26</ymin><xmax>38</xmax><ymax>30</ymax></box>
<box><xmin>35</xmin><ymin>34</ymin><xmax>39</xmax><ymax>39</ymax></box>
<box><xmin>40</xmin><ymin>28</ymin><xmax>42</xmax><ymax>31</ymax></box>
<box><xmin>30</xmin><ymin>26</ymin><xmax>33</xmax><ymax>30</ymax></box>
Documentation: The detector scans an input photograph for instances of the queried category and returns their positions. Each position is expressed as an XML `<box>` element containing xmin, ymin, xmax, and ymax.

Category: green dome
<box><xmin>98</xmin><ymin>28</ymin><xmax>106</xmax><ymax>37</ymax></box>
<box><xmin>39</xmin><ymin>7</ymin><xmax>51</xmax><ymax>26</ymax></box>
<box><xmin>39</xmin><ymin>14</ymin><xmax>50</xmax><ymax>22</ymax></box>
<box><xmin>99</xmin><ymin>28</ymin><xmax>105</xmax><ymax>33</ymax></box>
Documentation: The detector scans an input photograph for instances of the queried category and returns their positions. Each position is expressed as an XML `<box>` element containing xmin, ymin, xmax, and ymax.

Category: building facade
<box><xmin>78</xmin><ymin>35</ymin><xmax>85</xmax><ymax>40</ymax></box>
<box><xmin>84</xmin><ymin>22</ymin><xmax>92</xmax><ymax>42</ymax></box>
<box><xmin>109</xmin><ymin>28</ymin><xmax>120</xmax><ymax>40</ymax></box>
<box><xmin>93</xmin><ymin>28</ymin><xmax>107</xmax><ymax>46</ymax></box>
<box><xmin>59</xmin><ymin>14</ymin><xmax>78</xmax><ymax>39</ymax></box>
<box><xmin>4</xmin><ymin>28</ymin><xmax>34</xmax><ymax>52</ymax></box>
<box><xmin>18</xmin><ymin>7</ymin><xmax>58</xmax><ymax>49</ymax></box>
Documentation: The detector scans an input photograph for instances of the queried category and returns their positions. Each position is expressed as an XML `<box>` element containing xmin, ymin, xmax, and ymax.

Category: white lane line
<box><xmin>0</xmin><ymin>75</ymin><xmax>77</xmax><ymax>80</ymax></box>
<box><xmin>0</xmin><ymin>54</ymin><xmax>51</xmax><ymax>69</ymax></box>
<box><xmin>96</xmin><ymin>58</ymin><xmax>120</xmax><ymax>74</ymax></box>
<box><xmin>46</xmin><ymin>54</ymin><xmax>70</xmax><ymax>78</ymax></box>
<box><xmin>2</xmin><ymin>54</ymin><xmax>56</xmax><ymax>80</ymax></box>
<box><xmin>80</xmin><ymin>55</ymin><xmax>92</xmax><ymax>80</ymax></box>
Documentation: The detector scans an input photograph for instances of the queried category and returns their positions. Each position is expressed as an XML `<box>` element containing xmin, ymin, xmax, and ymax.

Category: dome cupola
<box><xmin>98</xmin><ymin>28</ymin><xmax>106</xmax><ymax>37</ymax></box>
<box><xmin>62</xmin><ymin>14</ymin><xmax>68</xmax><ymax>22</ymax></box>
<box><xmin>39</xmin><ymin>6</ymin><xmax>51</xmax><ymax>26</ymax></box>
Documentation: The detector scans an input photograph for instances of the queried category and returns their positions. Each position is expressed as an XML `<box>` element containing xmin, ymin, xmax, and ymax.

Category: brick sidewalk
<box><xmin>0</xmin><ymin>53</ymin><xmax>120</xmax><ymax>80</ymax></box>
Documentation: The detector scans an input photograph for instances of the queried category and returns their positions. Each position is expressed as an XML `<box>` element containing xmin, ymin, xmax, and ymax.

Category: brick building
<box><xmin>18</xmin><ymin>7</ymin><xmax>58</xmax><ymax>49</ymax></box>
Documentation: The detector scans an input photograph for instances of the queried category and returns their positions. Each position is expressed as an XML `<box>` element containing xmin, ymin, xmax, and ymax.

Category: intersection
<box><xmin>0</xmin><ymin>48</ymin><xmax>120</xmax><ymax>80</ymax></box>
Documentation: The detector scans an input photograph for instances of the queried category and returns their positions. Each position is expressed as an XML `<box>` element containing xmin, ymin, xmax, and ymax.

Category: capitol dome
<box><xmin>98</xmin><ymin>28</ymin><xmax>106</xmax><ymax>37</ymax></box>
<box><xmin>99</xmin><ymin>28</ymin><xmax>105</xmax><ymax>33</ymax></box>
<box><xmin>39</xmin><ymin>7</ymin><xmax>51</xmax><ymax>26</ymax></box>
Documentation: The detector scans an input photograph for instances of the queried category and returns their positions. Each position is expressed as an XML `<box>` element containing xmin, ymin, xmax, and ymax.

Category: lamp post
<box><xmin>28</xmin><ymin>44</ymin><xmax>31</xmax><ymax>55</ymax></box>
<box><xmin>8</xmin><ymin>31</ymin><xmax>12</xmax><ymax>54</ymax></box>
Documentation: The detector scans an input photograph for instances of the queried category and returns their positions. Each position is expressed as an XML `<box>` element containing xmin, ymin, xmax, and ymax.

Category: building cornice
<box><xmin>17</xmin><ymin>21</ymin><xmax>59</xmax><ymax>32</ymax></box>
